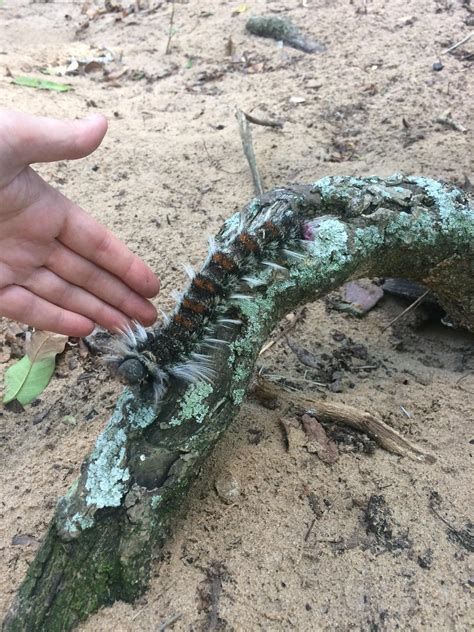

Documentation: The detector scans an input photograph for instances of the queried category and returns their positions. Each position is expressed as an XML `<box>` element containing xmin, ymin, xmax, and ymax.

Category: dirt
<box><xmin>0</xmin><ymin>1</ymin><xmax>473</xmax><ymax>630</ymax></box>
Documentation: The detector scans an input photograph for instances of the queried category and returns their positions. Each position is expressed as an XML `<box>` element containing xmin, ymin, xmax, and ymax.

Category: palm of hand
<box><xmin>0</xmin><ymin>168</ymin><xmax>63</xmax><ymax>286</ymax></box>
<box><xmin>0</xmin><ymin>111</ymin><xmax>160</xmax><ymax>336</ymax></box>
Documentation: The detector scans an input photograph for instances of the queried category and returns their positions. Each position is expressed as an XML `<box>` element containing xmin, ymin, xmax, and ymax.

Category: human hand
<box><xmin>0</xmin><ymin>109</ymin><xmax>160</xmax><ymax>336</ymax></box>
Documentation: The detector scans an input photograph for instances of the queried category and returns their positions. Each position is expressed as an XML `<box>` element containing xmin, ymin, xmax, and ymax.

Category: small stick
<box><xmin>243</xmin><ymin>111</ymin><xmax>284</xmax><ymax>129</ymax></box>
<box><xmin>165</xmin><ymin>0</ymin><xmax>176</xmax><ymax>55</ymax></box>
<box><xmin>235</xmin><ymin>108</ymin><xmax>264</xmax><ymax>195</ymax></box>
<box><xmin>158</xmin><ymin>612</ymin><xmax>182</xmax><ymax>631</ymax></box>
<box><xmin>435</xmin><ymin>110</ymin><xmax>467</xmax><ymax>133</ymax></box>
<box><xmin>251</xmin><ymin>377</ymin><xmax>436</xmax><ymax>463</ymax></box>
<box><xmin>259</xmin><ymin>308</ymin><xmax>305</xmax><ymax>356</ymax></box>
<box><xmin>442</xmin><ymin>32</ymin><xmax>473</xmax><ymax>54</ymax></box>
<box><xmin>380</xmin><ymin>289</ymin><xmax>430</xmax><ymax>333</ymax></box>
<box><xmin>304</xmin><ymin>518</ymin><xmax>316</xmax><ymax>541</ymax></box>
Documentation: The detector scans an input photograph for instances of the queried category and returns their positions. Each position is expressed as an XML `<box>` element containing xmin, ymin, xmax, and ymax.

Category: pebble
<box><xmin>215</xmin><ymin>470</ymin><xmax>240</xmax><ymax>505</ymax></box>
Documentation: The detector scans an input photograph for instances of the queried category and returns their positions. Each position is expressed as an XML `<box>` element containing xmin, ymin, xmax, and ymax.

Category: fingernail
<box><xmin>84</xmin><ymin>113</ymin><xmax>107</xmax><ymax>123</ymax></box>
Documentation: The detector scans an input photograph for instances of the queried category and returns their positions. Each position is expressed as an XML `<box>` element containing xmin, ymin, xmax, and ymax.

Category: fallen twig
<box><xmin>158</xmin><ymin>612</ymin><xmax>182</xmax><ymax>631</ymax></box>
<box><xmin>165</xmin><ymin>0</ymin><xmax>176</xmax><ymax>55</ymax></box>
<box><xmin>236</xmin><ymin>108</ymin><xmax>264</xmax><ymax>195</ymax></box>
<box><xmin>442</xmin><ymin>32</ymin><xmax>473</xmax><ymax>54</ymax></box>
<box><xmin>381</xmin><ymin>289</ymin><xmax>431</xmax><ymax>333</ymax></box>
<box><xmin>259</xmin><ymin>308</ymin><xmax>305</xmax><ymax>356</ymax></box>
<box><xmin>243</xmin><ymin>111</ymin><xmax>283</xmax><ymax>129</ymax></box>
<box><xmin>251</xmin><ymin>377</ymin><xmax>436</xmax><ymax>463</ymax></box>
<box><xmin>435</xmin><ymin>110</ymin><xmax>467</xmax><ymax>133</ymax></box>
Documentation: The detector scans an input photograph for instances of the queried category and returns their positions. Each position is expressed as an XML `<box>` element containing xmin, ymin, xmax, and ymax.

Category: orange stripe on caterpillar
<box><xmin>212</xmin><ymin>251</ymin><xmax>238</xmax><ymax>271</ymax></box>
<box><xmin>192</xmin><ymin>275</ymin><xmax>222</xmax><ymax>296</ymax></box>
<box><xmin>237</xmin><ymin>231</ymin><xmax>260</xmax><ymax>253</ymax></box>
<box><xmin>182</xmin><ymin>297</ymin><xmax>208</xmax><ymax>314</ymax></box>
<box><xmin>173</xmin><ymin>313</ymin><xmax>196</xmax><ymax>330</ymax></box>
<box><xmin>262</xmin><ymin>220</ymin><xmax>281</xmax><ymax>238</ymax></box>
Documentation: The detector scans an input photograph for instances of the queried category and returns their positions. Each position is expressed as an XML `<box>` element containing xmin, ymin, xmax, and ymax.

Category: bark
<box><xmin>3</xmin><ymin>175</ymin><xmax>473</xmax><ymax>631</ymax></box>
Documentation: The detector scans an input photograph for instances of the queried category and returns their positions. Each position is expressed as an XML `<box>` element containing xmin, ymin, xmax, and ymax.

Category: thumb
<box><xmin>0</xmin><ymin>109</ymin><xmax>108</xmax><ymax>168</ymax></box>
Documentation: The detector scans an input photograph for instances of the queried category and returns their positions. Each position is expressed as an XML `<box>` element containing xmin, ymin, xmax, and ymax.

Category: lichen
<box><xmin>305</xmin><ymin>218</ymin><xmax>348</xmax><ymax>261</ymax></box>
<box><xmin>409</xmin><ymin>176</ymin><xmax>473</xmax><ymax>238</ymax></box>
<box><xmin>169</xmin><ymin>382</ymin><xmax>213</xmax><ymax>426</ymax></box>
<box><xmin>63</xmin><ymin>513</ymin><xmax>95</xmax><ymax>538</ymax></box>
<box><xmin>232</xmin><ymin>388</ymin><xmax>246</xmax><ymax>406</ymax></box>
<box><xmin>150</xmin><ymin>495</ymin><xmax>162</xmax><ymax>510</ymax></box>
<box><xmin>229</xmin><ymin>294</ymin><xmax>274</xmax><ymax>359</ymax></box>
<box><xmin>220</xmin><ymin>211</ymin><xmax>241</xmax><ymax>241</ymax></box>
<box><xmin>125</xmin><ymin>401</ymin><xmax>156</xmax><ymax>430</ymax></box>
<box><xmin>355</xmin><ymin>225</ymin><xmax>384</xmax><ymax>250</ymax></box>
<box><xmin>85</xmin><ymin>401</ymin><xmax>131</xmax><ymax>509</ymax></box>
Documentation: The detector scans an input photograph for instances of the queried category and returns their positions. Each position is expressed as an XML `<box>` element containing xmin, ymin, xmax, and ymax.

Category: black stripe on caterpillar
<box><xmin>106</xmin><ymin>188</ymin><xmax>316</xmax><ymax>404</ymax></box>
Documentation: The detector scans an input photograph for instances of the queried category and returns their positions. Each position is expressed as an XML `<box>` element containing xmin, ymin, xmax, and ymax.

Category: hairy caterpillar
<box><xmin>106</xmin><ymin>186</ymin><xmax>320</xmax><ymax>404</ymax></box>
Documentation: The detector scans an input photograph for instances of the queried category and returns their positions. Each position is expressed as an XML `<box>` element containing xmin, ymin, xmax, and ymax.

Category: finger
<box><xmin>46</xmin><ymin>243</ymin><xmax>158</xmax><ymax>326</ymax></box>
<box><xmin>0</xmin><ymin>285</ymin><xmax>95</xmax><ymax>337</ymax></box>
<box><xmin>24</xmin><ymin>268</ymin><xmax>132</xmax><ymax>332</ymax></box>
<box><xmin>1</xmin><ymin>109</ymin><xmax>108</xmax><ymax>167</ymax></box>
<box><xmin>58</xmin><ymin>198</ymin><xmax>160</xmax><ymax>299</ymax></box>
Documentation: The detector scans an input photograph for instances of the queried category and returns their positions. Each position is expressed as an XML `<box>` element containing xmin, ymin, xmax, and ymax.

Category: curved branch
<box><xmin>3</xmin><ymin>175</ymin><xmax>473</xmax><ymax>631</ymax></box>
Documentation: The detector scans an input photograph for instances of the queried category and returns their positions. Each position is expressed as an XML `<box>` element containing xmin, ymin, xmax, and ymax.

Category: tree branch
<box><xmin>3</xmin><ymin>175</ymin><xmax>473</xmax><ymax>631</ymax></box>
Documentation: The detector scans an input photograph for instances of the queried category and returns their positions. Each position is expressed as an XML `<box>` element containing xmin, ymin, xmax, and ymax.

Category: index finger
<box><xmin>59</xmin><ymin>196</ymin><xmax>160</xmax><ymax>299</ymax></box>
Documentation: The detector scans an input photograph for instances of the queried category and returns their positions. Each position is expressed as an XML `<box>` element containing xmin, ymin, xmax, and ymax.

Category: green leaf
<box><xmin>2</xmin><ymin>331</ymin><xmax>68</xmax><ymax>405</ymax></box>
<box><xmin>3</xmin><ymin>356</ymin><xmax>56</xmax><ymax>405</ymax></box>
<box><xmin>12</xmin><ymin>76</ymin><xmax>73</xmax><ymax>92</ymax></box>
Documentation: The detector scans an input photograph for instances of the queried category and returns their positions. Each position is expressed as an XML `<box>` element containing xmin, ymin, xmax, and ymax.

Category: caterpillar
<box><xmin>106</xmin><ymin>186</ymin><xmax>319</xmax><ymax>404</ymax></box>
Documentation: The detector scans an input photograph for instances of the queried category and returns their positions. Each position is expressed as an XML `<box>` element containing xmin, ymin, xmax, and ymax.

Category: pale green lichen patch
<box><xmin>386</xmin><ymin>208</ymin><xmax>439</xmax><ymax>247</ymax></box>
<box><xmin>220</xmin><ymin>211</ymin><xmax>241</xmax><ymax>241</ymax></box>
<box><xmin>125</xmin><ymin>401</ymin><xmax>156</xmax><ymax>430</ymax></box>
<box><xmin>409</xmin><ymin>176</ymin><xmax>473</xmax><ymax>239</ymax></box>
<box><xmin>150</xmin><ymin>494</ymin><xmax>162</xmax><ymax>510</ymax></box>
<box><xmin>307</xmin><ymin>218</ymin><xmax>348</xmax><ymax>259</ymax></box>
<box><xmin>169</xmin><ymin>382</ymin><xmax>213</xmax><ymax>426</ymax></box>
<box><xmin>355</xmin><ymin>225</ymin><xmax>384</xmax><ymax>251</ymax></box>
<box><xmin>85</xmin><ymin>425</ymin><xmax>130</xmax><ymax>508</ymax></box>
<box><xmin>63</xmin><ymin>512</ymin><xmax>95</xmax><ymax>538</ymax></box>
<box><xmin>229</xmin><ymin>294</ymin><xmax>274</xmax><ymax>360</ymax></box>
<box><xmin>232</xmin><ymin>388</ymin><xmax>245</xmax><ymax>406</ymax></box>
<box><xmin>85</xmin><ymin>396</ymin><xmax>131</xmax><ymax>509</ymax></box>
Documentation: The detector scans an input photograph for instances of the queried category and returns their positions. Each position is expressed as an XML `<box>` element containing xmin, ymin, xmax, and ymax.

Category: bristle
<box><xmin>208</xmin><ymin>235</ymin><xmax>217</xmax><ymax>255</ymax></box>
<box><xmin>171</xmin><ymin>289</ymin><xmax>183</xmax><ymax>304</ymax></box>
<box><xmin>262</xmin><ymin>260</ymin><xmax>288</xmax><ymax>272</ymax></box>
<box><xmin>217</xmin><ymin>317</ymin><xmax>243</xmax><ymax>326</ymax></box>
<box><xmin>282</xmin><ymin>248</ymin><xmax>306</xmax><ymax>261</ymax></box>
<box><xmin>238</xmin><ymin>209</ymin><xmax>246</xmax><ymax>233</ymax></box>
<box><xmin>241</xmin><ymin>275</ymin><xmax>266</xmax><ymax>288</ymax></box>
<box><xmin>150</xmin><ymin>368</ymin><xmax>169</xmax><ymax>405</ymax></box>
<box><xmin>132</xmin><ymin>321</ymin><xmax>148</xmax><ymax>344</ymax></box>
<box><xmin>230</xmin><ymin>293</ymin><xmax>252</xmax><ymax>301</ymax></box>
<box><xmin>190</xmin><ymin>351</ymin><xmax>213</xmax><ymax>362</ymax></box>
<box><xmin>169</xmin><ymin>361</ymin><xmax>216</xmax><ymax>383</ymax></box>
<box><xmin>152</xmin><ymin>380</ymin><xmax>167</xmax><ymax>406</ymax></box>
<box><xmin>298</xmin><ymin>239</ymin><xmax>313</xmax><ymax>250</ymax></box>
<box><xmin>202</xmin><ymin>337</ymin><xmax>230</xmax><ymax>346</ymax></box>
<box><xmin>182</xmin><ymin>263</ymin><xmax>196</xmax><ymax>280</ymax></box>
<box><xmin>159</xmin><ymin>309</ymin><xmax>170</xmax><ymax>325</ymax></box>
<box><xmin>109</xmin><ymin>338</ymin><xmax>132</xmax><ymax>356</ymax></box>
<box><xmin>122</xmin><ymin>324</ymin><xmax>137</xmax><ymax>348</ymax></box>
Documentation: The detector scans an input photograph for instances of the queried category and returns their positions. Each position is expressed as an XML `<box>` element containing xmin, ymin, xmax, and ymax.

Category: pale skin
<box><xmin>0</xmin><ymin>110</ymin><xmax>160</xmax><ymax>336</ymax></box>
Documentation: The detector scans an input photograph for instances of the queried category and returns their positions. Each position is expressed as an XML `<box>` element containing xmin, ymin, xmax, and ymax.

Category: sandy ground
<box><xmin>0</xmin><ymin>0</ymin><xmax>473</xmax><ymax>630</ymax></box>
